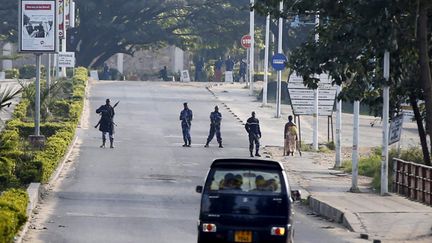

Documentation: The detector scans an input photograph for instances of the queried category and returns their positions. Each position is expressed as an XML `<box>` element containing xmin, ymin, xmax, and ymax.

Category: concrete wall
<box><xmin>106</xmin><ymin>46</ymin><xmax>190</xmax><ymax>80</ymax></box>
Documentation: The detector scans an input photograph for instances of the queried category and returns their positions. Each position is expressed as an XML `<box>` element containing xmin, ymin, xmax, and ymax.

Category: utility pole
<box><xmin>35</xmin><ymin>54</ymin><xmax>42</xmax><ymax>136</ymax></box>
<box><xmin>381</xmin><ymin>51</ymin><xmax>390</xmax><ymax>195</ymax></box>
<box><xmin>335</xmin><ymin>85</ymin><xmax>342</xmax><ymax>167</ymax></box>
<box><xmin>60</xmin><ymin>0</ymin><xmax>67</xmax><ymax>77</ymax></box>
<box><xmin>312</xmin><ymin>13</ymin><xmax>320</xmax><ymax>150</ymax></box>
<box><xmin>249</xmin><ymin>0</ymin><xmax>255</xmax><ymax>95</ymax></box>
<box><xmin>263</xmin><ymin>13</ymin><xmax>270</xmax><ymax>106</ymax></box>
<box><xmin>276</xmin><ymin>1</ymin><xmax>283</xmax><ymax>118</ymax></box>
<box><xmin>351</xmin><ymin>100</ymin><xmax>360</xmax><ymax>192</ymax></box>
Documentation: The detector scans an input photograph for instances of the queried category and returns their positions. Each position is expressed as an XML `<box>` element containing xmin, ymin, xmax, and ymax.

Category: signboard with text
<box><xmin>389</xmin><ymin>114</ymin><xmax>404</xmax><ymax>145</ymax></box>
<box><xmin>19</xmin><ymin>0</ymin><xmax>57</xmax><ymax>53</ymax></box>
<box><xmin>58</xmin><ymin>52</ymin><xmax>75</xmax><ymax>67</ymax></box>
<box><xmin>288</xmin><ymin>73</ymin><xmax>337</xmax><ymax>116</ymax></box>
<box><xmin>271</xmin><ymin>53</ymin><xmax>287</xmax><ymax>71</ymax></box>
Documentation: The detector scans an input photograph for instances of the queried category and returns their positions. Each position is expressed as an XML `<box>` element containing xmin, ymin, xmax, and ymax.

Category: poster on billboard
<box><xmin>58</xmin><ymin>0</ymin><xmax>71</xmax><ymax>39</ymax></box>
<box><xmin>19</xmin><ymin>0</ymin><xmax>57</xmax><ymax>53</ymax></box>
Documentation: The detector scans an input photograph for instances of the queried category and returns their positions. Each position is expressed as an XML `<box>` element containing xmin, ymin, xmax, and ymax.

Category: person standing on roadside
<box><xmin>205</xmin><ymin>106</ymin><xmax>223</xmax><ymax>148</ymax></box>
<box><xmin>284</xmin><ymin>115</ymin><xmax>298</xmax><ymax>156</ymax></box>
<box><xmin>180</xmin><ymin>102</ymin><xmax>193</xmax><ymax>147</ymax></box>
<box><xmin>245</xmin><ymin>111</ymin><xmax>261</xmax><ymax>157</ymax></box>
<box><xmin>239</xmin><ymin>58</ymin><xmax>247</xmax><ymax>82</ymax></box>
<box><xmin>214</xmin><ymin>57</ymin><xmax>223</xmax><ymax>82</ymax></box>
<box><xmin>96</xmin><ymin>99</ymin><xmax>115</xmax><ymax>148</ymax></box>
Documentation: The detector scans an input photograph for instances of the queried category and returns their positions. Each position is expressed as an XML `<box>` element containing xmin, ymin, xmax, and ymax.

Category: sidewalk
<box><xmin>208</xmin><ymin>82</ymin><xmax>432</xmax><ymax>242</ymax></box>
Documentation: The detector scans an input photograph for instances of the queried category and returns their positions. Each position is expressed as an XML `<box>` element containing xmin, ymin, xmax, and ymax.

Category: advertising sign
<box><xmin>287</xmin><ymin>73</ymin><xmax>337</xmax><ymax>116</ymax></box>
<box><xmin>181</xmin><ymin>70</ymin><xmax>191</xmax><ymax>82</ymax></box>
<box><xmin>57</xmin><ymin>0</ymin><xmax>70</xmax><ymax>39</ymax></box>
<box><xmin>19</xmin><ymin>0</ymin><xmax>57</xmax><ymax>52</ymax></box>
<box><xmin>58</xmin><ymin>52</ymin><xmax>75</xmax><ymax>67</ymax></box>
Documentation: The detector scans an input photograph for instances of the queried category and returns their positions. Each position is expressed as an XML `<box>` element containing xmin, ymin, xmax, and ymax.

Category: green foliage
<box><xmin>5</xmin><ymin>69</ymin><xmax>19</xmax><ymax>79</ymax></box>
<box><xmin>18</xmin><ymin>65</ymin><xmax>45</xmax><ymax>79</ymax></box>
<box><xmin>342</xmin><ymin>146</ymin><xmax>427</xmax><ymax>191</ymax></box>
<box><xmin>34</xmin><ymin>128</ymin><xmax>73</xmax><ymax>182</ymax></box>
<box><xmin>0</xmin><ymin>189</ymin><xmax>28</xmax><ymax>243</ymax></box>
<box><xmin>0</xmin><ymin>67</ymin><xmax>87</xmax><ymax>189</ymax></box>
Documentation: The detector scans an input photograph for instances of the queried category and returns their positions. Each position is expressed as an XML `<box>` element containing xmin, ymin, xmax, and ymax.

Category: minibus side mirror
<box><xmin>196</xmin><ymin>185</ymin><xmax>203</xmax><ymax>193</ymax></box>
<box><xmin>291</xmin><ymin>190</ymin><xmax>301</xmax><ymax>201</ymax></box>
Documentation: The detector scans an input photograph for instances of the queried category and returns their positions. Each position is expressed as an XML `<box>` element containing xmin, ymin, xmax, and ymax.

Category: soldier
<box><xmin>180</xmin><ymin>102</ymin><xmax>193</xmax><ymax>147</ymax></box>
<box><xmin>205</xmin><ymin>106</ymin><xmax>223</xmax><ymax>148</ymax></box>
<box><xmin>96</xmin><ymin>99</ymin><xmax>115</xmax><ymax>148</ymax></box>
<box><xmin>245</xmin><ymin>111</ymin><xmax>261</xmax><ymax>157</ymax></box>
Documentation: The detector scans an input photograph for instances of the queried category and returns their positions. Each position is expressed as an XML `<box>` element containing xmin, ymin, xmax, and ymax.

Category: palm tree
<box><xmin>0</xmin><ymin>85</ymin><xmax>22</xmax><ymax>126</ymax></box>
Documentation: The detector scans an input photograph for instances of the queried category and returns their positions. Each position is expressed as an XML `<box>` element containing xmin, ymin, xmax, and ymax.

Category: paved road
<box><xmin>24</xmin><ymin>81</ymin><xmax>361</xmax><ymax>243</ymax></box>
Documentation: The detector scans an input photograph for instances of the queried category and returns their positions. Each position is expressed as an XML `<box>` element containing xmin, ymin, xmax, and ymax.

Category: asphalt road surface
<box><xmin>24</xmin><ymin>81</ymin><xmax>362</xmax><ymax>243</ymax></box>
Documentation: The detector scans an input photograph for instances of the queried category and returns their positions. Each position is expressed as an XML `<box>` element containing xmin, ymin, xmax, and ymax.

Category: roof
<box><xmin>211</xmin><ymin>158</ymin><xmax>284</xmax><ymax>170</ymax></box>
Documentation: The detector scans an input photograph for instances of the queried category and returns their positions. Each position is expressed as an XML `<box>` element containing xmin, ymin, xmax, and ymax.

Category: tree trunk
<box><xmin>410</xmin><ymin>94</ymin><xmax>431</xmax><ymax>165</ymax></box>
<box><xmin>418</xmin><ymin>2</ymin><xmax>432</xmax><ymax>159</ymax></box>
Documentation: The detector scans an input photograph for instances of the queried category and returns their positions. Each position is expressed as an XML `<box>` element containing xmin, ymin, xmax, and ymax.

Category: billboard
<box><xmin>19</xmin><ymin>0</ymin><xmax>57</xmax><ymax>53</ymax></box>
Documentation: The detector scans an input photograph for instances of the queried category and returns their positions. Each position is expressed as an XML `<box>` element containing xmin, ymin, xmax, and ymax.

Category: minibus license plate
<box><xmin>235</xmin><ymin>231</ymin><xmax>252</xmax><ymax>242</ymax></box>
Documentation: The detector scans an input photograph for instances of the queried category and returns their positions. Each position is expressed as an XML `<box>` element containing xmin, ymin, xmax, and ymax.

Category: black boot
<box><xmin>204</xmin><ymin>142</ymin><xmax>209</xmax><ymax>148</ymax></box>
<box><xmin>219</xmin><ymin>142</ymin><xmax>223</xmax><ymax>148</ymax></box>
<box><xmin>110</xmin><ymin>138</ymin><xmax>114</xmax><ymax>148</ymax></box>
<box><xmin>255</xmin><ymin>149</ymin><xmax>261</xmax><ymax>157</ymax></box>
<box><xmin>250</xmin><ymin>151</ymin><xmax>254</xmax><ymax>157</ymax></box>
<box><xmin>100</xmin><ymin>138</ymin><xmax>106</xmax><ymax>148</ymax></box>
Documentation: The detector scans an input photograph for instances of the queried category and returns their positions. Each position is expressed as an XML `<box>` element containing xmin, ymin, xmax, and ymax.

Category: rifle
<box><xmin>95</xmin><ymin>101</ymin><xmax>119</xmax><ymax>128</ymax></box>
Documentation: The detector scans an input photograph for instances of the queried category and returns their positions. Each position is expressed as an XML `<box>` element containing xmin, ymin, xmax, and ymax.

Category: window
<box><xmin>207</xmin><ymin>169</ymin><xmax>282</xmax><ymax>194</ymax></box>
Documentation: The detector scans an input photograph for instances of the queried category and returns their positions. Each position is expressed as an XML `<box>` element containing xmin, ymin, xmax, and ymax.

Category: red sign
<box><xmin>241</xmin><ymin>35</ymin><xmax>252</xmax><ymax>49</ymax></box>
<box><xmin>25</xmin><ymin>4</ymin><xmax>52</xmax><ymax>10</ymax></box>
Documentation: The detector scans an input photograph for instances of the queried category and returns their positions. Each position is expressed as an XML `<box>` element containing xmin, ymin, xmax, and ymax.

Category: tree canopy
<box><xmin>255</xmin><ymin>0</ymin><xmax>432</xmax><ymax>165</ymax></box>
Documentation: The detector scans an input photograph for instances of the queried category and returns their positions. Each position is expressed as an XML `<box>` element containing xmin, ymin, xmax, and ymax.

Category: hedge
<box><xmin>0</xmin><ymin>67</ymin><xmax>87</xmax><ymax>242</ymax></box>
<box><xmin>5</xmin><ymin>69</ymin><xmax>19</xmax><ymax>80</ymax></box>
<box><xmin>0</xmin><ymin>189</ymin><xmax>28</xmax><ymax>243</ymax></box>
<box><xmin>0</xmin><ymin>67</ymin><xmax>87</xmax><ymax>187</ymax></box>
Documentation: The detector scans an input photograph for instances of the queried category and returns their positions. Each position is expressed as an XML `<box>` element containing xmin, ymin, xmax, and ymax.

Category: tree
<box><xmin>254</xmin><ymin>0</ymin><xmax>432</xmax><ymax>165</ymax></box>
<box><xmin>0</xmin><ymin>0</ymin><xmax>18</xmax><ymax>42</ymax></box>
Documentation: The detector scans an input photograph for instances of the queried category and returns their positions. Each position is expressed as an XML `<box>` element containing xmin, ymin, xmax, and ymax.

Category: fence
<box><xmin>393</xmin><ymin>158</ymin><xmax>432</xmax><ymax>206</ymax></box>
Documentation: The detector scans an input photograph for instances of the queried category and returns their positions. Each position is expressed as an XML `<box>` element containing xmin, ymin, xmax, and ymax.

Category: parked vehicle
<box><xmin>196</xmin><ymin>158</ymin><xmax>301</xmax><ymax>243</ymax></box>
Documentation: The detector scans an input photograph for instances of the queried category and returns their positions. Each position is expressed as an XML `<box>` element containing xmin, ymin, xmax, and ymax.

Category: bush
<box><xmin>50</xmin><ymin>100</ymin><xmax>70</xmax><ymax>118</ymax></box>
<box><xmin>5</xmin><ymin>69</ymin><xmax>19</xmax><ymax>79</ymax></box>
<box><xmin>6</xmin><ymin>120</ymin><xmax>68</xmax><ymax>138</ymax></box>
<box><xmin>19</xmin><ymin>65</ymin><xmax>46</xmax><ymax>79</ymax></box>
<box><xmin>0</xmin><ymin>189</ymin><xmax>28</xmax><ymax>243</ymax></box>
<box><xmin>35</xmin><ymin>128</ymin><xmax>73</xmax><ymax>182</ymax></box>
<box><xmin>342</xmin><ymin>146</ymin><xmax>427</xmax><ymax>191</ymax></box>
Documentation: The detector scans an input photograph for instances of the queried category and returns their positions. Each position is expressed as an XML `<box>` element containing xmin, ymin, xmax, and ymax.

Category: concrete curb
<box><xmin>308</xmin><ymin>196</ymin><xmax>354</xmax><ymax>231</ymax></box>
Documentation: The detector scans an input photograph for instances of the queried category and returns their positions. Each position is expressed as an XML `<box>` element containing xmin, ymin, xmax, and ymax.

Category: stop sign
<box><xmin>241</xmin><ymin>35</ymin><xmax>252</xmax><ymax>49</ymax></box>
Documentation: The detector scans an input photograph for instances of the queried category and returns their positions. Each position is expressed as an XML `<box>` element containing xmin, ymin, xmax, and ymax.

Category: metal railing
<box><xmin>393</xmin><ymin>158</ymin><xmax>432</xmax><ymax>206</ymax></box>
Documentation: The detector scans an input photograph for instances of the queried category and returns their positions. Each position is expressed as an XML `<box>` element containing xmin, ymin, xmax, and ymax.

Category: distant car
<box><xmin>196</xmin><ymin>158</ymin><xmax>301</xmax><ymax>243</ymax></box>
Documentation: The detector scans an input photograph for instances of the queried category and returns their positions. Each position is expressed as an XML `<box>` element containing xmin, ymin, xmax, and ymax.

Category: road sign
<box><xmin>241</xmin><ymin>35</ymin><xmax>251</xmax><ymax>49</ymax></box>
<box><xmin>271</xmin><ymin>53</ymin><xmax>287</xmax><ymax>71</ymax></box>
<box><xmin>58</xmin><ymin>52</ymin><xmax>75</xmax><ymax>67</ymax></box>
<box><xmin>389</xmin><ymin>114</ymin><xmax>404</xmax><ymax>145</ymax></box>
<box><xmin>288</xmin><ymin>74</ymin><xmax>337</xmax><ymax>116</ymax></box>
